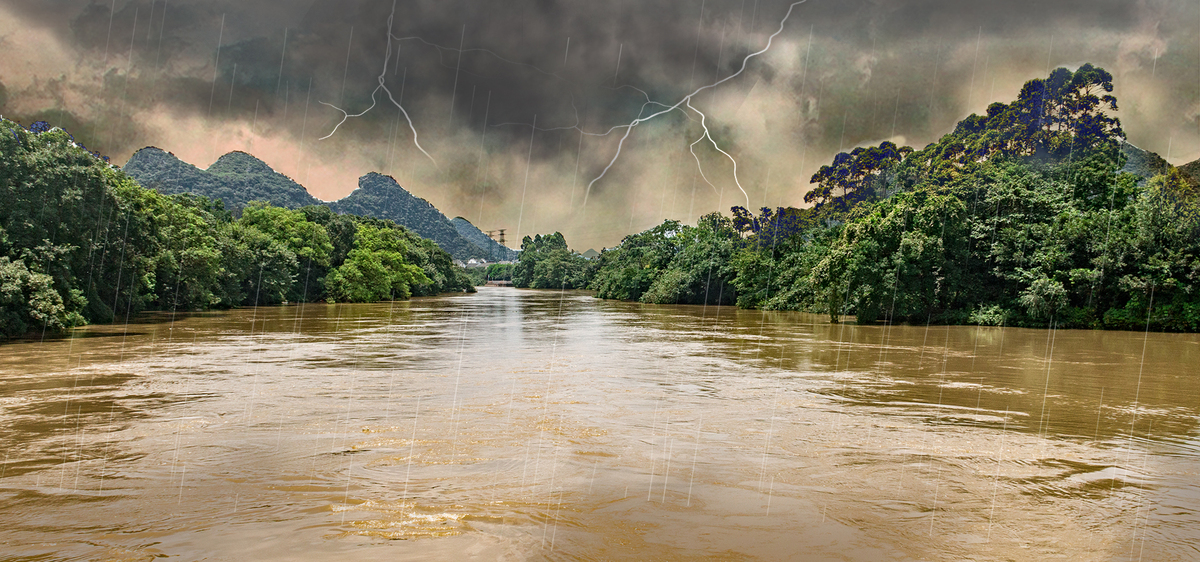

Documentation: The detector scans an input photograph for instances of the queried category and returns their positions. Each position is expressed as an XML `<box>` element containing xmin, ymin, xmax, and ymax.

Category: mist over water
<box><xmin>1</xmin><ymin>287</ymin><xmax>1198</xmax><ymax>560</ymax></box>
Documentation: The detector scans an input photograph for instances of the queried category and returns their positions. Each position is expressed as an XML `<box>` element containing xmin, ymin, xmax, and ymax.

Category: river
<box><xmin>1</xmin><ymin>287</ymin><xmax>1198</xmax><ymax>561</ymax></box>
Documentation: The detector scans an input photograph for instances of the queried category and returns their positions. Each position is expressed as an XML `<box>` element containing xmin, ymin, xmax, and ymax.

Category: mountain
<box><xmin>123</xmin><ymin>149</ymin><xmax>492</xmax><ymax>261</ymax></box>
<box><xmin>1177</xmin><ymin>158</ymin><xmax>1200</xmax><ymax>189</ymax></box>
<box><xmin>450</xmin><ymin>217</ymin><xmax>518</xmax><ymax>261</ymax></box>
<box><xmin>123</xmin><ymin>148</ymin><xmax>321</xmax><ymax>210</ymax></box>
<box><xmin>328</xmin><ymin>173</ymin><xmax>487</xmax><ymax>260</ymax></box>
<box><xmin>1120</xmin><ymin>141</ymin><xmax>1200</xmax><ymax>189</ymax></box>
<box><xmin>1120</xmin><ymin>141</ymin><xmax>1172</xmax><ymax>185</ymax></box>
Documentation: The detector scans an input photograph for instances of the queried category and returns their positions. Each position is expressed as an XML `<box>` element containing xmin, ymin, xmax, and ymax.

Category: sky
<box><xmin>2</xmin><ymin>0</ymin><xmax>1198</xmax><ymax>250</ymax></box>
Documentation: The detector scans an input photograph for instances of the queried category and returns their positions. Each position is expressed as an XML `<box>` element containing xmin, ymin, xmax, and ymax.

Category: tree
<box><xmin>513</xmin><ymin>232</ymin><xmax>589</xmax><ymax>289</ymax></box>
<box><xmin>216</xmin><ymin>223</ymin><xmax>297</xmax><ymax>306</ymax></box>
<box><xmin>590</xmin><ymin>215</ymin><xmax>739</xmax><ymax>305</ymax></box>
<box><xmin>0</xmin><ymin>256</ymin><xmax>84</xmax><ymax>336</ymax></box>
<box><xmin>240</xmin><ymin>202</ymin><xmax>333</xmax><ymax>302</ymax></box>
<box><xmin>325</xmin><ymin>223</ymin><xmax>432</xmax><ymax>302</ymax></box>
<box><xmin>804</xmin><ymin>141</ymin><xmax>912</xmax><ymax>211</ymax></box>
<box><xmin>730</xmin><ymin>206</ymin><xmax>812</xmax><ymax>249</ymax></box>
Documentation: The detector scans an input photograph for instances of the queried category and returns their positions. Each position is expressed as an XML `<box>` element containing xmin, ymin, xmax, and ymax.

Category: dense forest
<box><xmin>511</xmin><ymin>233</ymin><xmax>590</xmax><ymax>289</ymax></box>
<box><xmin>327</xmin><ymin>173</ymin><xmax>488</xmax><ymax>261</ymax></box>
<box><xmin>124</xmin><ymin>148</ymin><xmax>323</xmax><ymax>210</ymax></box>
<box><xmin>6</xmin><ymin>63</ymin><xmax>1198</xmax><ymax>337</ymax></box>
<box><xmin>123</xmin><ymin>148</ymin><xmax>504</xmax><ymax>262</ymax></box>
<box><xmin>515</xmin><ymin>65</ymin><xmax>1200</xmax><ymax>331</ymax></box>
<box><xmin>0</xmin><ymin>120</ymin><xmax>473</xmax><ymax>339</ymax></box>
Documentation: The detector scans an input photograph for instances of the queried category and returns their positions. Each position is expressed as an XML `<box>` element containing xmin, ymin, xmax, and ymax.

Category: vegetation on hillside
<box><xmin>122</xmin><ymin>150</ymin><xmax>496</xmax><ymax>262</ymax></box>
<box><xmin>0</xmin><ymin>120</ymin><xmax>473</xmax><ymax>339</ymax></box>
<box><xmin>123</xmin><ymin>148</ymin><xmax>322</xmax><ymax>210</ymax></box>
<box><xmin>514</xmin><ymin>64</ymin><xmax>1200</xmax><ymax>331</ymax></box>
<box><xmin>451</xmin><ymin>216</ymin><xmax>519</xmax><ymax>262</ymax></box>
<box><xmin>327</xmin><ymin>173</ymin><xmax>489</xmax><ymax>261</ymax></box>
<box><xmin>8</xmin><ymin>63</ymin><xmax>1198</xmax><ymax>336</ymax></box>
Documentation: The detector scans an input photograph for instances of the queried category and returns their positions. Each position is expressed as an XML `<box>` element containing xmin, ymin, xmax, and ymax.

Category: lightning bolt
<box><xmin>686</xmin><ymin>99</ymin><xmax>722</xmax><ymax>198</ymax></box>
<box><xmin>687</xmin><ymin>96</ymin><xmax>747</xmax><ymax>205</ymax></box>
<box><xmin>319</xmin><ymin>0</ymin><xmax>808</xmax><ymax>217</ymax></box>
<box><xmin>491</xmin><ymin>85</ymin><xmax>696</xmax><ymax>137</ymax></box>
<box><xmin>581</xmin><ymin>0</ymin><xmax>810</xmax><ymax>210</ymax></box>
<box><xmin>318</xmin><ymin>0</ymin><xmax>437</xmax><ymax>168</ymax></box>
<box><xmin>323</xmin><ymin>20</ymin><xmax>579</xmax><ymax>161</ymax></box>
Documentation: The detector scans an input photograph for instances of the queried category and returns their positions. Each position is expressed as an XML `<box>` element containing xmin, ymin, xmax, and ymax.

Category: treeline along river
<box><xmin>1</xmin><ymin>287</ymin><xmax>1197</xmax><ymax>560</ymax></box>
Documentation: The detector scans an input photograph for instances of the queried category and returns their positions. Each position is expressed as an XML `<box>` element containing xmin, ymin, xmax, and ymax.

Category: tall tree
<box><xmin>805</xmin><ymin>141</ymin><xmax>912</xmax><ymax>211</ymax></box>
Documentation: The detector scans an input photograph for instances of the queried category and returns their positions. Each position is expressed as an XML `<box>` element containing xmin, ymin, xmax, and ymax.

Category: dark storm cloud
<box><xmin>3</xmin><ymin>0</ymin><xmax>1199</xmax><ymax>248</ymax></box>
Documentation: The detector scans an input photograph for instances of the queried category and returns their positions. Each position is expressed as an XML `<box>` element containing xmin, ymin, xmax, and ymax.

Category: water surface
<box><xmin>1</xmin><ymin>287</ymin><xmax>1198</xmax><ymax>560</ymax></box>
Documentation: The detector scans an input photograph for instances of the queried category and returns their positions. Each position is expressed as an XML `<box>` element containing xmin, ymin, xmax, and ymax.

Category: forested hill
<box><xmin>1177</xmin><ymin>158</ymin><xmax>1200</xmax><ymax>187</ymax></box>
<box><xmin>450</xmin><ymin>217</ymin><xmax>519</xmax><ymax>261</ymax></box>
<box><xmin>1120</xmin><ymin>142</ymin><xmax>1175</xmax><ymax>185</ymax></box>
<box><xmin>124</xmin><ymin>148</ymin><xmax>322</xmax><ymax>210</ymax></box>
<box><xmin>123</xmin><ymin>149</ymin><xmax>498</xmax><ymax>261</ymax></box>
<box><xmin>1</xmin><ymin>118</ymin><xmax>475</xmax><ymax>339</ymax></box>
<box><xmin>328</xmin><ymin>173</ymin><xmax>487</xmax><ymax>261</ymax></box>
<box><xmin>514</xmin><ymin>64</ymin><xmax>1200</xmax><ymax>332</ymax></box>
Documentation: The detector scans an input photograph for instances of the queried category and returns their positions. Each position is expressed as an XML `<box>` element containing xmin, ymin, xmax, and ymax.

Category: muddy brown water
<box><xmin>1</xmin><ymin>287</ymin><xmax>1198</xmax><ymax>561</ymax></box>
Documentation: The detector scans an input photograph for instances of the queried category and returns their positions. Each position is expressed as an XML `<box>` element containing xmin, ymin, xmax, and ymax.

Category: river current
<box><xmin>1</xmin><ymin>287</ymin><xmax>1198</xmax><ymax>560</ymax></box>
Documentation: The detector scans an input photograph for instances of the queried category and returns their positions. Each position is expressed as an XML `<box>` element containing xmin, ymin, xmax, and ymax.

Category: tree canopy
<box><xmin>574</xmin><ymin>64</ymin><xmax>1199</xmax><ymax>332</ymax></box>
<box><xmin>0</xmin><ymin>118</ymin><xmax>474</xmax><ymax>339</ymax></box>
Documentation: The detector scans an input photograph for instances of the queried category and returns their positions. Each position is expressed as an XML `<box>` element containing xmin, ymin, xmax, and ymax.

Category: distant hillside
<box><xmin>123</xmin><ymin>148</ymin><xmax>490</xmax><ymax>261</ymax></box>
<box><xmin>329</xmin><ymin>173</ymin><xmax>487</xmax><ymax>261</ymax></box>
<box><xmin>1177</xmin><ymin>159</ymin><xmax>1200</xmax><ymax>188</ymax></box>
<box><xmin>450</xmin><ymin>217</ymin><xmax>518</xmax><ymax>261</ymax></box>
<box><xmin>123</xmin><ymin>148</ymin><xmax>320</xmax><ymax>210</ymax></box>
<box><xmin>1120</xmin><ymin>141</ymin><xmax>1172</xmax><ymax>185</ymax></box>
<box><xmin>1120</xmin><ymin>141</ymin><xmax>1200</xmax><ymax>189</ymax></box>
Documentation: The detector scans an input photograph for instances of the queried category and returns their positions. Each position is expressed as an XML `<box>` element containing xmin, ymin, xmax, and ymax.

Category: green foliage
<box><xmin>328</xmin><ymin>173</ymin><xmax>488</xmax><ymax>261</ymax></box>
<box><xmin>240</xmin><ymin>202</ymin><xmax>333</xmax><ymax>302</ymax></box>
<box><xmin>805</xmin><ymin>141</ymin><xmax>912</xmax><ymax>213</ymax></box>
<box><xmin>1</xmin><ymin>120</ymin><xmax>158</xmax><ymax>330</ymax></box>
<box><xmin>463</xmin><ymin>267</ymin><xmax>488</xmax><ymax>286</ymax></box>
<box><xmin>512</xmin><ymin>232</ymin><xmax>589</xmax><ymax>289</ymax></box>
<box><xmin>150</xmin><ymin>194</ymin><xmax>227</xmax><ymax>311</ymax></box>
<box><xmin>590</xmin><ymin>215</ymin><xmax>738</xmax><ymax>305</ymax></box>
<box><xmin>123</xmin><ymin>148</ymin><xmax>321</xmax><ymax>211</ymax></box>
<box><xmin>325</xmin><ymin>223</ymin><xmax>432</xmax><ymax>302</ymax></box>
<box><xmin>123</xmin><ymin>151</ymin><xmax>497</xmax><ymax>263</ymax></box>
<box><xmin>240</xmin><ymin>202</ymin><xmax>332</xmax><ymax>266</ymax></box>
<box><xmin>0</xmin><ymin>118</ymin><xmax>474</xmax><ymax>339</ymax></box>
<box><xmin>758</xmin><ymin>64</ymin><xmax>1189</xmax><ymax>329</ymax></box>
<box><xmin>485</xmin><ymin>263</ymin><xmax>514</xmax><ymax>281</ymax></box>
<box><xmin>584</xmin><ymin>64</ymin><xmax>1199</xmax><ymax>332</ymax></box>
<box><xmin>1</xmin><ymin>256</ymin><xmax>85</xmax><ymax>336</ymax></box>
<box><xmin>463</xmin><ymin>263</ymin><xmax>515</xmax><ymax>287</ymax></box>
<box><xmin>217</xmin><ymin>222</ymin><xmax>298</xmax><ymax>306</ymax></box>
<box><xmin>589</xmin><ymin>222</ymin><xmax>681</xmax><ymax>300</ymax></box>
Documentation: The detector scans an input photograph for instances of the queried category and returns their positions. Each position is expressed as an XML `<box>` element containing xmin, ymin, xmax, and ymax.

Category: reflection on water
<box><xmin>1</xmin><ymin>287</ymin><xmax>1198</xmax><ymax>560</ymax></box>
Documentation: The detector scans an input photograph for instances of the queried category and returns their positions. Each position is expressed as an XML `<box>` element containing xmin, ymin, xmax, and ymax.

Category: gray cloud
<box><xmin>2</xmin><ymin>0</ymin><xmax>1198</xmax><ymax>249</ymax></box>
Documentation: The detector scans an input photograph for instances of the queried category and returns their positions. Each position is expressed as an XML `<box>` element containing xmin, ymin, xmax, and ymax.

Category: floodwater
<box><xmin>1</xmin><ymin>287</ymin><xmax>1198</xmax><ymax>561</ymax></box>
